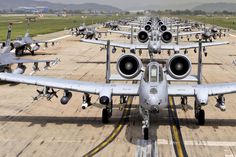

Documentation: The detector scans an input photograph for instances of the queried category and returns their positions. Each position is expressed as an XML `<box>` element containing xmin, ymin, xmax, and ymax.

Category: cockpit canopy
<box><xmin>144</xmin><ymin>63</ymin><xmax>163</xmax><ymax>83</ymax></box>
<box><xmin>16</xmin><ymin>36</ymin><xmax>22</xmax><ymax>40</ymax></box>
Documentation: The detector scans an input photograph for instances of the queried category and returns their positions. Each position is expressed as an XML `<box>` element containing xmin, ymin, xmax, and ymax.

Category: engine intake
<box><xmin>138</xmin><ymin>31</ymin><xmax>149</xmax><ymax>43</ymax></box>
<box><xmin>158</xmin><ymin>21</ymin><xmax>164</xmax><ymax>26</ymax></box>
<box><xmin>147</xmin><ymin>21</ymin><xmax>152</xmax><ymax>26</ymax></box>
<box><xmin>160</xmin><ymin>25</ymin><xmax>167</xmax><ymax>32</ymax></box>
<box><xmin>117</xmin><ymin>54</ymin><xmax>142</xmax><ymax>79</ymax></box>
<box><xmin>161</xmin><ymin>31</ymin><xmax>173</xmax><ymax>43</ymax></box>
<box><xmin>167</xmin><ymin>54</ymin><xmax>192</xmax><ymax>79</ymax></box>
<box><xmin>144</xmin><ymin>24</ymin><xmax>152</xmax><ymax>32</ymax></box>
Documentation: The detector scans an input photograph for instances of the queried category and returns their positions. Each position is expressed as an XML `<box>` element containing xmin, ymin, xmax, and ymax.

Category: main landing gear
<box><xmin>194</xmin><ymin>100</ymin><xmax>205</xmax><ymax>125</ymax></box>
<box><xmin>102</xmin><ymin>101</ymin><xmax>113</xmax><ymax>124</ymax></box>
<box><xmin>215</xmin><ymin>95</ymin><xmax>226</xmax><ymax>111</ymax></box>
<box><xmin>181</xmin><ymin>96</ymin><xmax>188</xmax><ymax>112</ymax></box>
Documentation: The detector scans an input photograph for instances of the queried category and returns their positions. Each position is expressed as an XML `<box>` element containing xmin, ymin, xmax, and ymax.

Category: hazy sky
<box><xmin>39</xmin><ymin>0</ymin><xmax>236</xmax><ymax>9</ymax></box>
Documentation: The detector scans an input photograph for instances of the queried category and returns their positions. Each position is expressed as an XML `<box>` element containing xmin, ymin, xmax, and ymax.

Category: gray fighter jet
<box><xmin>0</xmin><ymin>53</ymin><xmax>235</xmax><ymax>140</ymax></box>
<box><xmin>12</xmin><ymin>31</ymin><xmax>55</xmax><ymax>56</ymax></box>
<box><xmin>0</xmin><ymin>23</ymin><xmax>59</xmax><ymax>74</ymax></box>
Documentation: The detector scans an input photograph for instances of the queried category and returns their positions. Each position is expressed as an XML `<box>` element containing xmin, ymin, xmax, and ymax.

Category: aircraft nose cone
<box><xmin>147</xmin><ymin>96</ymin><xmax>159</xmax><ymax>106</ymax></box>
<box><xmin>153</xmin><ymin>45</ymin><xmax>158</xmax><ymax>50</ymax></box>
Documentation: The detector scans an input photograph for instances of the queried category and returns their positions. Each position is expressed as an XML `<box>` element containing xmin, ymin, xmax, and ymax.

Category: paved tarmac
<box><xmin>0</xmin><ymin>28</ymin><xmax>236</xmax><ymax>157</ymax></box>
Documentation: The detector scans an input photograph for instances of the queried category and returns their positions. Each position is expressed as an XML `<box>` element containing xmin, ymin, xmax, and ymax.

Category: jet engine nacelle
<box><xmin>147</xmin><ymin>21</ymin><xmax>152</xmax><ymax>26</ymax></box>
<box><xmin>167</xmin><ymin>54</ymin><xmax>192</xmax><ymax>79</ymax></box>
<box><xmin>158</xmin><ymin>21</ymin><xmax>164</xmax><ymax>26</ymax></box>
<box><xmin>13</xmin><ymin>64</ymin><xmax>26</xmax><ymax>74</ymax></box>
<box><xmin>144</xmin><ymin>24</ymin><xmax>152</xmax><ymax>32</ymax></box>
<box><xmin>32</xmin><ymin>44</ymin><xmax>40</xmax><ymax>51</ymax></box>
<box><xmin>117</xmin><ymin>53</ymin><xmax>142</xmax><ymax>79</ymax></box>
<box><xmin>60</xmin><ymin>91</ymin><xmax>72</xmax><ymax>105</ymax></box>
<box><xmin>137</xmin><ymin>31</ymin><xmax>149</xmax><ymax>43</ymax></box>
<box><xmin>160</xmin><ymin>24</ymin><xmax>167</xmax><ymax>32</ymax></box>
<box><xmin>161</xmin><ymin>31</ymin><xmax>173</xmax><ymax>43</ymax></box>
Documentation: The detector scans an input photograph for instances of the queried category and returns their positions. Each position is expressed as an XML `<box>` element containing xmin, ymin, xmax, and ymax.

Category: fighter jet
<box><xmin>0</xmin><ymin>53</ymin><xmax>235</xmax><ymax>140</ymax></box>
<box><xmin>103</xmin><ymin>21</ymin><xmax>120</xmax><ymax>31</ymax></box>
<box><xmin>72</xmin><ymin>27</ymin><xmax>107</xmax><ymax>40</ymax></box>
<box><xmin>80</xmin><ymin>29</ymin><xmax>229</xmax><ymax>57</ymax></box>
<box><xmin>71</xmin><ymin>23</ymin><xmax>88</xmax><ymax>36</ymax></box>
<box><xmin>11</xmin><ymin>31</ymin><xmax>56</xmax><ymax>56</ymax></box>
<box><xmin>0</xmin><ymin>23</ymin><xmax>59</xmax><ymax>74</ymax></box>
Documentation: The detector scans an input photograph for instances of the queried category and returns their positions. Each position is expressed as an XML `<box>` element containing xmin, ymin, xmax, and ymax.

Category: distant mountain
<box><xmin>193</xmin><ymin>3</ymin><xmax>236</xmax><ymax>12</ymax></box>
<box><xmin>126</xmin><ymin>2</ymin><xmax>201</xmax><ymax>11</ymax></box>
<box><xmin>0</xmin><ymin>0</ymin><xmax>122</xmax><ymax>12</ymax></box>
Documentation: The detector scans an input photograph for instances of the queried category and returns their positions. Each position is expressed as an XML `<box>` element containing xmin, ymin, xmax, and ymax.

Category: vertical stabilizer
<box><xmin>6</xmin><ymin>23</ymin><xmax>12</xmax><ymax>46</ymax></box>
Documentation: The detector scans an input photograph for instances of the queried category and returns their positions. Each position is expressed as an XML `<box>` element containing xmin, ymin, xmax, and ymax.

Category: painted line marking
<box><xmin>136</xmin><ymin>139</ymin><xmax>157</xmax><ymax>157</ymax></box>
<box><xmin>156</xmin><ymin>139</ymin><xmax>236</xmax><ymax>147</ymax></box>
<box><xmin>229</xmin><ymin>34</ymin><xmax>236</xmax><ymax>38</ymax></box>
<box><xmin>47</xmin><ymin>35</ymin><xmax>72</xmax><ymax>42</ymax></box>
<box><xmin>168</xmin><ymin>96</ymin><xmax>187</xmax><ymax>157</ymax></box>
<box><xmin>82</xmin><ymin>96</ymin><xmax>134</xmax><ymax>157</ymax></box>
<box><xmin>2</xmin><ymin>138</ymin><xmax>236</xmax><ymax>147</ymax></box>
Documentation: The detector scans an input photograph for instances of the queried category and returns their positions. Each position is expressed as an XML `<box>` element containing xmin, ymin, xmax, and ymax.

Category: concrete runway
<box><xmin>0</xmin><ymin>28</ymin><xmax>236</xmax><ymax>157</ymax></box>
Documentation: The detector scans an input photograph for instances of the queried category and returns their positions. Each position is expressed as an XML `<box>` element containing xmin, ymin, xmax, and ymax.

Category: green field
<box><xmin>180</xmin><ymin>15</ymin><xmax>236</xmax><ymax>30</ymax></box>
<box><xmin>0</xmin><ymin>15</ymin><xmax>123</xmax><ymax>40</ymax></box>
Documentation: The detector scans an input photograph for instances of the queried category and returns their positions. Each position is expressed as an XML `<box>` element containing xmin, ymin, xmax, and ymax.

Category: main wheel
<box><xmin>31</xmin><ymin>50</ymin><xmax>35</xmax><ymax>56</ymax></box>
<box><xmin>194</xmin><ymin>100</ymin><xmax>198</xmax><ymax>119</ymax></box>
<box><xmin>144</xmin><ymin>127</ymin><xmax>149</xmax><ymax>140</ymax></box>
<box><xmin>198</xmin><ymin>109</ymin><xmax>205</xmax><ymax>125</ymax></box>
<box><xmin>102</xmin><ymin>109</ymin><xmax>109</xmax><ymax>124</ymax></box>
<box><xmin>15</xmin><ymin>49</ymin><xmax>21</xmax><ymax>56</ymax></box>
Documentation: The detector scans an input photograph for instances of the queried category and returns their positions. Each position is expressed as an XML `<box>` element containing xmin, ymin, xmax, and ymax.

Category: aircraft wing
<box><xmin>120</xmin><ymin>25</ymin><xmax>141</xmax><ymax>30</ymax></box>
<box><xmin>161</xmin><ymin>41</ymin><xmax>229</xmax><ymax>51</ymax></box>
<box><xmin>80</xmin><ymin>39</ymin><xmax>148</xmax><ymax>49</ymax></box>
<box><xmin>0</xmin><ymin>53</ymin><xmax>58</xmax><ymax>66</ymax></box>
<box><xmin>32</xmin><ymin>40</ymin><xmax>50</xmax><ymax>44</ymax></box>
<box><xmin>168</xmin><ymin>83</ymin><xmax>236</xmax><ymax>96</ymax></box>
<box><xmin>108</xmin><ymin>30</ymin><xmax>138</xmax><ymax>36</ymax></box>
<box><xmin>173</xmin><ymin>31</ymin><xmax>204</xmax><ymax>37</ymax></box>
<box><xmin>0</xmin><ymin>73</ymin><xmax>140</xmax><ymax>96</ymax></box>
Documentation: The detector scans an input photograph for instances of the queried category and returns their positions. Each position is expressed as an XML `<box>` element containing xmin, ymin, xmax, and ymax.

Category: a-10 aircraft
<box><xmin>0</xmin><ymin>51</ymin><xmax>235</xmax><ymax>140</ymax></box>
<box><xmin>0</xmin><ymin>23</ymin><xmax>59</xmax><ymax>74</ymax></box>
<box><xmin>81</xmin><ymin>28</ymin><xmax>229</xmax><ymax>57</ymax></box>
